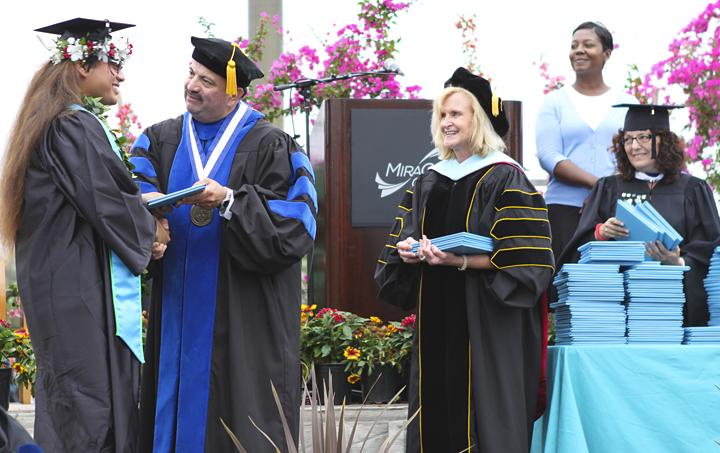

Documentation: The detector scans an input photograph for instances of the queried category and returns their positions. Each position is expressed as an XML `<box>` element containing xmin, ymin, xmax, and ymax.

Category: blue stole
<box><xmin>67</xmin><ymin>104</ymin><xmax>144</xmax><ymax>363</ymax></box>
<box><xmin>153</xmin><ymin>103</ymin><xmax>263</xmax><ymax>453</ymax></box>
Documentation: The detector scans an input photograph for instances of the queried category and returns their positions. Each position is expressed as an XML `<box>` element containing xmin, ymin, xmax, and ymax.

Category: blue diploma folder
<box><xmin>146</xmin><ymin>184</ymin><xmax>207</xmax><ymax>209</ymax></box>
<box><xmin>615</xmin><ymin>200</ymin><xmax>683</xmax><ymax>250</ymax></box>
<box><xmin>409</xmin><ymin>232</ymin><xmax>493</xmax><ymax>255</ymax></box>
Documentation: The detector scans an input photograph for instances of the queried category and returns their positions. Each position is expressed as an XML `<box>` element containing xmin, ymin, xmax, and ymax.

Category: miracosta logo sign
<box><xmin>375</xmin><ymin>148</ymin><xmax>440</xmax><ymax>198</ymax></box>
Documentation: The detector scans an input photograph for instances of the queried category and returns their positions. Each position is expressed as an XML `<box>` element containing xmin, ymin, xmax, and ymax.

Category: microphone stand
<box><xmin>273</xmin><ymin>69</ymin><xmax>400</xmax><ymax>308</ymax></box>
<box><xmin>274</xmin><ymin>69</ymin><xmax>400</xmax><ymax>159</ymax></box>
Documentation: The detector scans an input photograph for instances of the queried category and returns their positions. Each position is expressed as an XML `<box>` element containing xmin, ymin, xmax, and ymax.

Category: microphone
<box><xmin>381</xmin><ymin>61</ymin><xmax>404</xmax><ymax>76</ymax></box>
<box><xmin>273</xmin><ymin>78</ymin><xmax>318</xmax><ymax>91</ymax></box>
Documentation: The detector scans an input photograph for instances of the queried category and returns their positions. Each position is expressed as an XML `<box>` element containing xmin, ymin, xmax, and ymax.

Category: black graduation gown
<box><xmin>133</xmin><ymin>117</ymin><xmax>315</xmax><ymax>452</ymax></box>
<box><xmin>15</xmin><ymin>110</ymin><xmax>156</xmax><ymax>452</ymax></box>
<box><xmin>375</xmin><ymin>163</ymin><xmax>554</xmax><ymax>453</ymax></box>
<box><xmin>559</xmin><ymin>174</ymin><xmax>720</xmax><ymax>326</ymax></box>
<box><xmin>0</xmin><ymin>406</ymin><xmax>35</xmax><ymax>452</ymax></box>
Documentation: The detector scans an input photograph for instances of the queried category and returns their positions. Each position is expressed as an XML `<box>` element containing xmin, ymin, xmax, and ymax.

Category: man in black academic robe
<box><xmin>375</xmin><ymin>160</ymin><xmax>554</xmax><ymax>453</ymax></box>
<box><xmin>559</xmin><ymin>173</ymin><xmax>720</xmax><ymax>326</ymax></box>
<box><xmin>131</xmin><ymin>37</ymin><xmax>316</xmax><ymax>452</ymax></box>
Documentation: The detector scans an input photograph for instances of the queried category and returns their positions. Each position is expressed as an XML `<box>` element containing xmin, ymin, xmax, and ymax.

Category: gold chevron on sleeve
<box><xmin>490</xmin><ymin>217</ymin><xmax>551</xmax><ymax>240</ymax></box>
<box><xmin>490</xmin><ymin>246</ymin><xmax>555</xmax><ymax>270</ymax></box>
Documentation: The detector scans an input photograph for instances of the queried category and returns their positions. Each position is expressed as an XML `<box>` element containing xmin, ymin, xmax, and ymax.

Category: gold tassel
<box><xmin>491</xmin><ymin>94</ymin><xmax>500</xmax><ymax>117</ymax></box>
<box><xmin>226</xmin><ymin>44</ymin><xmax>239</xmax><ymax>96</ymax></box>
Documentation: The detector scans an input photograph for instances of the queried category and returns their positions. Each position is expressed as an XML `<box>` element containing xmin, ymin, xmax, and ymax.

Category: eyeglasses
<box><xmin>108</xmin><ymin>62</ymin><xmax>123</xmax><ymax>76</ymax></box>
<box><xmin>622</xmin><ymin>133</ymin><xmax>653</xmax><ymax>147</ymax></box>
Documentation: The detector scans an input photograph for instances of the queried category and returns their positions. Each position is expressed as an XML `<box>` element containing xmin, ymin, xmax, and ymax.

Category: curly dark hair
<box><xmin>611</xmin><ymin>129</ymin><xmax>686</xmax><ymax>184</ymax></box>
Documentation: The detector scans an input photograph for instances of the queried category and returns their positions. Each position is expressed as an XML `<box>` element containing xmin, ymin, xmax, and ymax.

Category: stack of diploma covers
<box><xmin>577</xmin><ymin>240</ymin><xmax>647</xmax><ymax>265</ymax></box>
<box><xmin>615</xmin><ymin>199</ymin><xmax>683</xmax><ymax>251</ymax></box>
<box><xmin>624</xmin><ymin>262</ymin><xmax>689</xmax><ymax>344</ymax></box>
<box><xmin>551</xmin><ymin>263</ymin><xmax>628</xmax><ymax>345</ymax></box>
<box><xmin>409</xmin><ymin>232</ymin><xmax>493</xmax><ymax>255</ymax></box>
<box><xmin>685</xmin><ymin>246</ymin><xmax>720</xmax><ymax>344</ymax></box>
<box><xmin>683</xmin><ymin>326</ymin><xmax>720</xmax><ymax>344</ymax></box>
<box><xmin>704</xmin><ymin>246</ymin><xmax>720</xmax><ymax>327</ymax></box>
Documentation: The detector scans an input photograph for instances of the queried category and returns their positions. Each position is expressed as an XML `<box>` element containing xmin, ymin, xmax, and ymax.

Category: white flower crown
<box><xmin>49</xmin><ymin>35</ymin><xmax>133</xmax><ymax>66</ymax></box>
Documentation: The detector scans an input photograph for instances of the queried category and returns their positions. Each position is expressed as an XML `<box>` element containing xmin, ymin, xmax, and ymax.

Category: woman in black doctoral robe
<box><xmin>559</xmin><ymin>104</ymin><xmax>720</xmax><ymax>327</ymax></box>
<box><xmin>375</xmin><ymin>68</ymin><xmax>554</xmax><ymax>453</ymax></box>
<box><xmin>0</xmin><ymin>19</ymin><xmax>166</xmax><ymax>452</ymax></box>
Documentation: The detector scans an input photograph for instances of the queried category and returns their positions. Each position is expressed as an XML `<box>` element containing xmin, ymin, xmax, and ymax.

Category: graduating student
<box><xmin>560</xmin><ymin>104</ymin><xmax>720</xmax><ymax>326</ymax></box>
<box><xmin>0</xmin><ymin>18</ymin><xmax>167</xmax><ymax>452</ymax></box>
<box><xmin>375</xmin><ymin>68</ymin><xmax>554</xmax><ymax>453</ymax></box>
<box><xmin>131</xmin><ymin>36</ymin><xmax>316</xmax><ymax>451</ymax></box>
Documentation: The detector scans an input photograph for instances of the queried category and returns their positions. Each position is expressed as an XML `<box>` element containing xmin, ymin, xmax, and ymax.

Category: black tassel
<box><xmin>651</xmin><ymin>133</ymin><xmax>657</xmax><ymax>159</ymax></box>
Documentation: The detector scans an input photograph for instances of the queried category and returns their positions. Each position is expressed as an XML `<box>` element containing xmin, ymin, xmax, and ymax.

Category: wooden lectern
<box><xmin>310</xmin><ymin>98</ymin><xmax>522</xmax><ymax>320</ymax></box>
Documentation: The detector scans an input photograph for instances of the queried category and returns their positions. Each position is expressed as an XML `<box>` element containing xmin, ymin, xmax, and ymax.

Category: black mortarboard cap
<box><xmin>613</xmin><ymin>103</ymin><xmax>683</xmax><ymax>131</ymax></box>
<box><xmin>613</xmin><ymin>103</ymin><xmax>684</xmax><ymax>159</ymax></box>
<box><xmin>191</xmin><ymin>37</ymin><xmax>264</xmax><ymax>94</ymax></box>
<box><xmin>444</xmin><ymin>67</ymin><xmax>509</xmax><ymax>137</ymax></box>
<box><xmin>35</xmin><ymin>18</ymin><xmax>134</xmax><ymax>41</ymax></box>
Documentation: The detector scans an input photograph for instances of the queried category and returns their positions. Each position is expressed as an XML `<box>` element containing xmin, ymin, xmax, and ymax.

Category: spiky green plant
<box><xmin>222</xmin><ymin>365</ymin><xmax>419</xmax><ymax>452</ymax></box>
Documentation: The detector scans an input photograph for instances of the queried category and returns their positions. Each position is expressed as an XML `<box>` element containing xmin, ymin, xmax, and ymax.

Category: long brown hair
<box><xmin>611</xmin><ymin>129</ymin><xmax>686</xmax><ymax>184</ymax></box>
<box><xmin>0</xmin><ymin>61</ymin><xmax>83</xmax><ymax>250</ymax></box>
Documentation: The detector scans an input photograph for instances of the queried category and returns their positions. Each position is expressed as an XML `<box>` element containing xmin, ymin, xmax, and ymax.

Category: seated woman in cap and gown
<box><xmin>559</xmin><ymin>104</ymin><xmax>720</xmax><ymax>327</ymax></box>
<box><xmin>375</xmin><ymin>68</ymin><xmax>554</xmax><ymax>453</ymax></box>
<box><xmin>0</xmin><ymin>18</ymin><xmax>166</xmax><ymax>453</ymax></box>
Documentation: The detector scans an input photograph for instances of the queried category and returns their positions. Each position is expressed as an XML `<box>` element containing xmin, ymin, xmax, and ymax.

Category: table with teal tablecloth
<box><xmin>531</xmin><ymin>345</ymin><xmax>720</xmax><ymax>453</ymax></box>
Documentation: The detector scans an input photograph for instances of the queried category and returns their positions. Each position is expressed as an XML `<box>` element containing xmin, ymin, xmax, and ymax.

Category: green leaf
<box><xmin>321</xmin><ymin>344</ymin><xmax>331</xmax><ymax>357</ymax></box>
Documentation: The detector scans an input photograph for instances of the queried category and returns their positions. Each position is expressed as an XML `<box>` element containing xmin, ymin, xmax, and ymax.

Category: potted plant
<box><xmin>300</xmin><ymin>305</ymin><xmax>366</xmax><ymax>404</ymax></box>
<box><xmin>347</xmin><ymin>314</ymin><xmax>416</xmax><ymax>404</ymax></box>
<box><xmin>0</xmin><ymin>320</ymin><xmax>35</xmax><ymax>409</ymax></box>
<box><xmin>0</xmin><ymin>283</ymin><xmax>36</xmax><ymax>409</ymax></box>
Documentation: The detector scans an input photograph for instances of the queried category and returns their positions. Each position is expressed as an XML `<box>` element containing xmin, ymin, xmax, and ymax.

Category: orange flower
<box><xmin>347</xmin><ymin>373</ymin><xmax>361</xmax><ymax>384</ymax></box>
<box><xmin>343</xmin><ymin>346</ymin><xmax>361</xmax><ymax>361</ymax></box>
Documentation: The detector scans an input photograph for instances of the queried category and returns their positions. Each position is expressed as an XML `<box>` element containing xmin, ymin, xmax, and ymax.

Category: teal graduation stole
<box><xmin>68</xmin><ymin>104</ymin><xmax>144</xmax><ymax>363</ymax></box>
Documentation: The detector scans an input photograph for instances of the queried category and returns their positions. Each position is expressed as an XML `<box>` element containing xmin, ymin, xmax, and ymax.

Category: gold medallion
<box><xmin>190</xmin><ymin>205</ymin><xmax>213</xmax><ymax>227</ymax></box>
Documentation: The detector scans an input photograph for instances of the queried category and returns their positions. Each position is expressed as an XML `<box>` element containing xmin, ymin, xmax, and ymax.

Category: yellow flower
<box><xmin>347</xmin><ymin>373</ymin><xmax>361</xmax><ymax>384</ymax></box>
<box><xmin>370</xmin><ymin>316</ymin><xmax>382</xmax><ymax>324</ymax></box>
<box><xmin>343</xmin><ymin>346</ymin><xmax>361</xmax><ymax>361</ymax></box>
<box><xmin>13</xmin><ymin>329</ymin><xmax>29</xmax><ymax>340</ymax></box>
<box><xmin>300</xmin><ymin>304</ymin><xmax>317</xmax><ymax>322</ymax></box>
<box><xmin>386</xmin><ymin>324</ymin><xmax>399</xmax><ymax>336</ymax></box>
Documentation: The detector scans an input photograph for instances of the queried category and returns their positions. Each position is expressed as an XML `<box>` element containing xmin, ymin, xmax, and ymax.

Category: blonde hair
<box><xmin>431</xmin><ymin>86</ymin><xmax>506</xmax><ymax>160</ymax></box>
<box><xmin>0</xmin><ymin>62</ymin><xmax>83</xmax><ymax>251</ymax></box>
